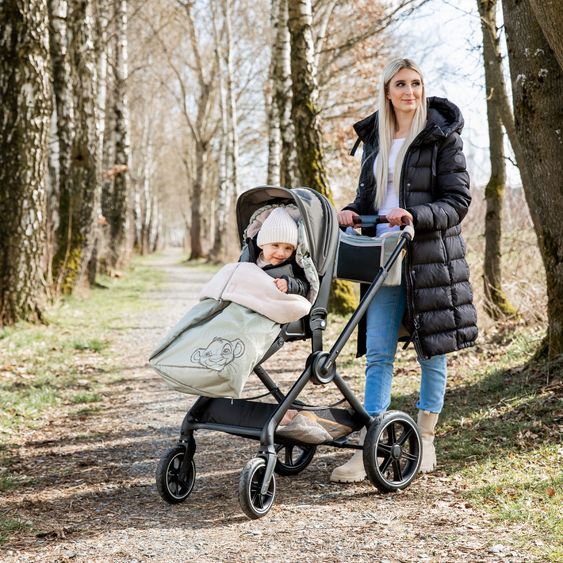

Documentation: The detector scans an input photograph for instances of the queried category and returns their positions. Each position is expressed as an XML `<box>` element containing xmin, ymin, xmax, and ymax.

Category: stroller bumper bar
<box><xmin>357</xmin><ymin>214</ymin><xmax>415</xmax><ymax>241</ymax></box>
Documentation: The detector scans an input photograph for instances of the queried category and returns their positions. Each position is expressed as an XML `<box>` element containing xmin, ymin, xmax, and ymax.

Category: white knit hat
<box><xmin>257</xmin><ymin>207</ymin><xmax>298</xmax><ymax>249</ymax></box>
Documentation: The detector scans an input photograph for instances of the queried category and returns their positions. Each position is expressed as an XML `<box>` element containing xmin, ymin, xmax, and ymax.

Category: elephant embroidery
<box><xmin>191</xmin><ymin>337</ymin><xmax>245</xmax><ymax>372</ymax></box>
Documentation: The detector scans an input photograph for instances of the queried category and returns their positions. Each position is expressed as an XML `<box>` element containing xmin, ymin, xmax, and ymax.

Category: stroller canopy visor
<box><xmin>236</xmin><ymin>186</ymin><xmax>339</xmax><ymax>277</ymax></box>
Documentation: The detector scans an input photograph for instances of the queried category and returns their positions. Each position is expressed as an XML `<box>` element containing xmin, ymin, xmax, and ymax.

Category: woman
<box><xmin>331</xmin><ymin>58</ymin><xmax>478</xmax><ymax>482</ymax></box>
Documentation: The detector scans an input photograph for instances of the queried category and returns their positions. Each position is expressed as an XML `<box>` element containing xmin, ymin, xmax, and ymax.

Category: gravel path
<box><xmin>2</xmin><ymin>250</ymin><xmax>532</xmax><ymax>562</ymax></box>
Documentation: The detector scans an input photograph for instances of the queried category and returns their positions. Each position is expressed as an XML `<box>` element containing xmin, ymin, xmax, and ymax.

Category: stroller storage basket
<box><xmin>335</xmin><ymin>230</ymin><xmax>403</xmax><ymax>285</ymax></box>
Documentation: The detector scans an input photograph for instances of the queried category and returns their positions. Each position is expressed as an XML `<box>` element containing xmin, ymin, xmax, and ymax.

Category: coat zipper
<box><xmin>399</xmin><ymin>150</ymin><xmax>423</xmax><ymax>358</ymax></box>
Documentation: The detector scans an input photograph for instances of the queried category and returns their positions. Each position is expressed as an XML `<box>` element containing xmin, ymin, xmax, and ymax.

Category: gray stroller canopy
<box><xmin>236</xmin><ymin>186</ymin><xmax>339</xmax><ymax>277</ymax></box>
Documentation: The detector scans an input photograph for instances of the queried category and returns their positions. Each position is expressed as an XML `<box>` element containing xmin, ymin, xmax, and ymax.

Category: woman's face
<box><xmin>386</xmin><ymin>68</ymin><xmax>423</xmax><ymax>115</ymax></box>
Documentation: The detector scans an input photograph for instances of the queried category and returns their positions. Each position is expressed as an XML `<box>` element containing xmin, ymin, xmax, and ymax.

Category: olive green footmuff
<box><xmin>149</xmin><ymin>262</ymin><xmax>312</xmax><ymax>398</ymax></box>
<box><xmin>149</xmin><ymin>298</ymin><xmax>280</xmax><ymax>398</ymax></box>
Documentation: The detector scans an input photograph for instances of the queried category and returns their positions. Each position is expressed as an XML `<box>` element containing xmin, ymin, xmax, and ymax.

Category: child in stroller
<box><xmin>151</xmin><ymin>186</ymin><xmax>423</xmax><ymax>519</ymax></box>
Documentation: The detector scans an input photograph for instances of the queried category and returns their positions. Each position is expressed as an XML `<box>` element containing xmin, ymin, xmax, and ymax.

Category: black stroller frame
<box><xmin>156</xmin><ymin>186</ymin><xmax>422</xmax><ymax>519</ymax></box>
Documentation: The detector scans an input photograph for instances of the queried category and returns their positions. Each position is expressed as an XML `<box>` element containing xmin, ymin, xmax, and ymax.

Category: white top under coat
<box><xmin>374</xmin><ymin>138</ymin><xmax>405</xmax><ymax>236</ymax></box>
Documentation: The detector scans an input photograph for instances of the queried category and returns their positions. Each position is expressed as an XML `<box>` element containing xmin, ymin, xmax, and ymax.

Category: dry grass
<box><xmin>462</xmin><ymin>186</ymin><xmax>547</xmax><ymax>334</ymax></box>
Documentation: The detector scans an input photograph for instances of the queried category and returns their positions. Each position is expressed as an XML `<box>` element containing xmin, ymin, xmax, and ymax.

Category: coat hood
<box><xmin>351</xmin><ymin>97</ymin><xmax>465</xmax><ymax>153</ymax></box>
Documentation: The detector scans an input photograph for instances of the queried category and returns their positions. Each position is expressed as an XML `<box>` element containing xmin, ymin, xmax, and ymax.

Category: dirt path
<box><xmin>2</xmin><ymin>250</ymin><xmax>531</xmax><ymax>562</ymax></box>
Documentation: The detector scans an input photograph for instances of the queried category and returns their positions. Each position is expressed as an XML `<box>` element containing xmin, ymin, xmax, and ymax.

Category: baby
<box><xmin>253</xmin><ymin>207</ymin><xmax>309</xmax><ymax>297</ymax></box>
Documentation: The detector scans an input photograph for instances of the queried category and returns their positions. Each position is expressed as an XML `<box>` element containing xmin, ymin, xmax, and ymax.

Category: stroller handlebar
<box><xmin>356</xmin><ymin>215</ymin><xmax>415</xmax><ymax>241</ymax></box>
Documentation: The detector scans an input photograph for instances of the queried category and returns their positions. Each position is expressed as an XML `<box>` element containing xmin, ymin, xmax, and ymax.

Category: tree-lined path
<box><xmin>1</xmin><ymin>251</ymin><xmax>535</xmax><ymax>562</ymax></box>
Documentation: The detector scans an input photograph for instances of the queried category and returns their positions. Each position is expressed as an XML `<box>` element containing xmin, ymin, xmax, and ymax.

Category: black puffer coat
<box><xmin>346</xmin><ymin>97</ymin><xmax>478</xmax><ymax>359</ymax></box>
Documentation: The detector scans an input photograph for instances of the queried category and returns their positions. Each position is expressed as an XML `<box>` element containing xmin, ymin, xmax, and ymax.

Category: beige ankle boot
<box><xmin>417</xmin><ymin>410</ymin><xmax>439</xmax><ymax>473</ymax></box>
<box><xmin>330</xmin><ymin>428</ymin><xmax>367</xmax><ymax>483</ymax></box>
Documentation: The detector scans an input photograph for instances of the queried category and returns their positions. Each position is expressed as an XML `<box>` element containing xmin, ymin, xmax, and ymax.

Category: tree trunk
<box><xmin>0</xmin><ymin>0</ymin><xmax>51</xmax><ymax>325</ymax></box>
<box><xmin>109</xmin><ymin>0</ymin><xmax>130</xmax><ymax>268</ymax></box>
<box><xmin>287</xmin><ymin>0</ymin><xmax>355</xmax><ymax>314</ymax></box>
<box><xmin>287</xmin><ymin>0</ymin><xmax>331</xmax><ymax>198</ymax></box>
<box><xmin>478</xmin><ymin>0</ymin><xmax>518</xmax><ymax>320</ymax></box>
<box><xmin>52</xmin><ymin>0</ymin><xmax>100</xmax><ymax>294</ymax></box>
<box><xmin>267</xmin><ymin>0</ymin><xmax>282</xmax><ymax>186</ymax></box>
<box><xmin>47</xmin><ymin>0</ymin><xmax>75</xmax><ymax>290</ymax></box>
<box><xmin>528</xmin><ymin>0</ymin><xmax>563</xmax><ymax>70</ymax></box>
<box><xmin>190</xmin><ymin>140</ymin><xmax>208</xmax><ymax>260</ymax></box>
<box><xmin>209</xmin><ymin>0</ymin><xmax>230</xmax><ymax>263</ymax></box>
<box><xmin>266</xmin><ymin>51</ymin><xmax>281</xmax><ymax>184</ymax></box>
<box><xmin>503</xmin><ymin>0</ymin><xmax>563</xmax><ymax>360</ymax></box>
<box><xmin>180</xmin><ymin>0</ymin><xmax>218</xmax><ymax>260</ymax></box>
<box><xmin>223</xmin><ymin>0</ymin><xmax>240</xmax><ymax>250</ymax></box>
<box><xmin>139</xmin><ymin>115</ymin><xmax>154</xmax><ymax>256</ymax></box>
<box><xmin>276</xmin><ymin>0</ymin><xmax>298</xmax><ymax>187</ymax></box>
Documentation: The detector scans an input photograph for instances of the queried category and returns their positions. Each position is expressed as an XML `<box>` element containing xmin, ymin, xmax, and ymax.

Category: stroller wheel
<box><xmin>156</xmin><ymin>445</ymin><xmax>196</xmax><ymax>504</ymax></box>
<box><xmin>274</xmin><ymin>443</ymin><xmax>316</xmax><ymax>476</ymax></box>
<box><xmin>239</xmin><ymin>457</ymin><xmax>276</xmax><ymax>519</ymax></box>
<box><xmin>363</xmin><ymin>411</ymin><xmax>421</xmax><ymax>493</ymax></box>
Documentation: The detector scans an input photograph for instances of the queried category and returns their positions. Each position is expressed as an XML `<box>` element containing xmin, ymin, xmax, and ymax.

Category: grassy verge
<box><xmin>0</xmin><ymin>254</ymin><xmax>167</xmax><ymax>543</ymax></box>
<box><xmin>0</xmin><ymin>254</ymin><xmax>165</xmax><ymax>440</ymax></box>
<box><xmin>388</xmin><ymin>327</ymin><xmax>561</xmax><ymax>561</ymax></box>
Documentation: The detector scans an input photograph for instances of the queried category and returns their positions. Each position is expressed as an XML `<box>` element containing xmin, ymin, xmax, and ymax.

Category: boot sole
<box><xmin>330</xmin><ymin>472</ymin><xmax>366</xmax><ymax>483</ymax></box>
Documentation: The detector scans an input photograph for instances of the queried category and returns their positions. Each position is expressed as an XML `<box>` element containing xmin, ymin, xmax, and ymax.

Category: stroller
<box><xmin>153</xmin><ymin>186</ymin><xmax>422</xmax><ymax>519</ymax></box>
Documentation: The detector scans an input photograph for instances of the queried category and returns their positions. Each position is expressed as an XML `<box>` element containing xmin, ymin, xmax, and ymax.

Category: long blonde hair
<box><xmin>374</xmin><ymin>58</ymin><xmax>427</xmax><ymax>210</ymax></box>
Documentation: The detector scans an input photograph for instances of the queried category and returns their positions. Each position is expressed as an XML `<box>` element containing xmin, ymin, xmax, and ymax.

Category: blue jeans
<box><xmin>364</xmin><ymin>280</ymin><xmax>447</xmax><ymax>416</ymax></box>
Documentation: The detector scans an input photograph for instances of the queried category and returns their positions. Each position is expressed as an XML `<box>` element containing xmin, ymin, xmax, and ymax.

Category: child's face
<box><xmin>261</xmin><ymin>242</ymin><xmax>295</xmax><ymax>265</ymax></box>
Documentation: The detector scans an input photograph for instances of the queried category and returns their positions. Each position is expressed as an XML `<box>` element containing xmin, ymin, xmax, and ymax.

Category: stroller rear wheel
<box><xmin>274</xmin><ymin>443</ymin><xmax>316</xmax><ymax>476</ymax></box>
<box><xmin>156</xmin><ymin>445</ymin><xmax>196</xmax><ymax>504</ymax></box>
<box><xmin>363</xmin><ymin>411</ymin><xmax>421</xmax><ymax>493</ymax></box>
<box><xmin>239</xmin><ymin>457</ymin><xmax>276</xmax><ymax>519</ymax></box>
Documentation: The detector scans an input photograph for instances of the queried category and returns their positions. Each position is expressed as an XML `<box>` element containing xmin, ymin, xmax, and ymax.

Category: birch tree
<box><xmin>0</xmin><ymin>0</ymin><xmax>52</xmax><ymax>325</ymax></box>
<box><xmin>209</xmin><ymin>0</ymin><xmax>239</xmax><ymax>262</ymax></box>
<box><xmin>47</xmin><ymin>0</ymin><xmax>74</xmax><ymax>283</ymax></box>
<box><xmin>287</xmin><ymin>0</ymin><xmax>331</xmax><ymax>197</ymax></box>
<box><xmin>108</xmin><ymin>0</ymin><xmax>130</xmax><ymax>268</ymax></box>
<box><xmin>51</xmin><ymin>0</ymin><xmax>100</xmax><ymax>294</ymax></box>
<box><xmin>503</xmin><ymin>0</ymin><xmax>563</xmax><ymax>360</ymax></box>
<box><xmin>287</xmin><ymin>0</ymin><xmax>355</xmax><ymax>314</ymax></box>
<box><xmin>268</xmin><ymin>0</ymin><xmax>298</xmax><ymax>187</ymax></box>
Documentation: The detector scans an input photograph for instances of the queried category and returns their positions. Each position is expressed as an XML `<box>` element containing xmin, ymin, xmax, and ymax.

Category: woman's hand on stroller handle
<box><xmin>337</xmin><ymin>208</ymin><xmax>414</xmax><ymax>229</ymax></box>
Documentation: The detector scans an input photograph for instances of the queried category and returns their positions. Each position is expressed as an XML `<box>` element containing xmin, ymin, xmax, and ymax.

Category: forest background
<box><xmin>0</xmin><ymin>0</ymin><xmax>561</xmax><ymax>558</ymax></box>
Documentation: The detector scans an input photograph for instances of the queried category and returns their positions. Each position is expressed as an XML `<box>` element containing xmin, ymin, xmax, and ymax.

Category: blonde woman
<box><xmin>332</xmin><ymin>58</ymin><xmax>477</xmax><ymax>482</ymax></box>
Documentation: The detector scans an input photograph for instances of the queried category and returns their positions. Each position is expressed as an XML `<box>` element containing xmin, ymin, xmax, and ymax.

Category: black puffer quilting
<box><xmin>346</xmin><ymin>97</ymin><xmax>478</xmax><ymax>359</ymax></box>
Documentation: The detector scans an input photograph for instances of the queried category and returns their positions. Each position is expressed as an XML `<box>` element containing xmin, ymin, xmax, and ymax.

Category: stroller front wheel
<box><xmin>156</xmin><ymin>445</ymin><xmax>196</xmax><ymax>504</ymax></box>
<box><xmin>363</xmin><ymin>411</ymin><xmax>422</xmax><ymax>492</ymax></box>
<box><xmin>239</xmin><ymin>457</ymin><xmax>276</xmax><ymax>519</ymax></box>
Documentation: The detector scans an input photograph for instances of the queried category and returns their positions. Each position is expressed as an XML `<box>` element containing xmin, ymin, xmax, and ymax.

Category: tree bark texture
<box><xmin>52</xmin><ymin>0</ymin><xmax>100</xmax><ymax>294</ymax></box>
<box><xmin>209</xmin><ymin>0</ymin><xmax>229</xmax><ymax>262</ymax></box>
<box><xmin>528</xmin><ymin>0</ymin><xmax>563</xmax><ymax>71</ymax></box>
<box><xmin>287</xmin><ymin>0</ymin><xmax>355</xmax><ymax>314</ymax></box>
<box><xmin>287</xmin><ymin>0</ymin><xmax>332</xmax><ymax>199</ymax></box>
<box><xmin>47</xmin><ymin>0</ymin><xmax>74</xmax><ymax>283</ymax></box>
<box><xmin>503</xmin><ymin>0</ymin><xmax>563</xmax><ymax>359</ymax></box>
<box><xmin>109</xmin><ymin>0</ymin><xmax>130</xmax><ymax>268</ymax></box>
<box><xmin>478</xmin><ymin>0</ymin><xmax>518</xmax><ymax>320</ymax></box>
<box><xmin>0</xmin><ymin>0</ymin><xmax>51</xmax><ymax>325</ymax></box>
<box><xmin>266</xmin><ymin>0</ymin><xmax>281</xmax><ymax>187</ymax></box>
<box><xmin>275</xmin><ymin>0</ymin><xmax>298</xmax><ymax>187</ymax></box>
<box><xmin>182</xmin><ymin>0</ymin><xmax>217</xmax><ymax>260</ymax></box>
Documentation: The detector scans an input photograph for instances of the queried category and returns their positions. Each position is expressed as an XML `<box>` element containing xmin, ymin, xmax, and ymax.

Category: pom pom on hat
<box><xmin>257</xmin><ymin>207</ymin><xmax>298</xmax><ymax>249</ymax></box>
